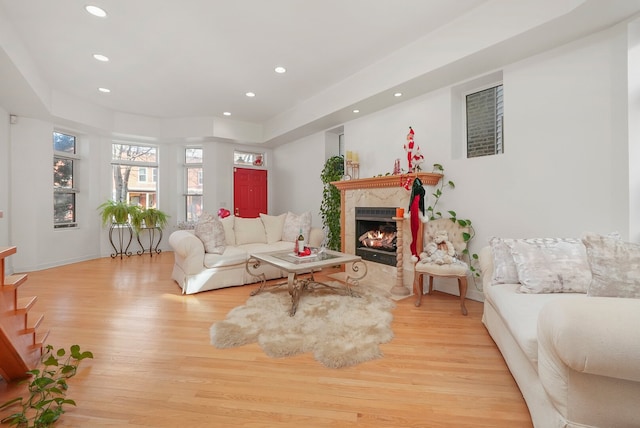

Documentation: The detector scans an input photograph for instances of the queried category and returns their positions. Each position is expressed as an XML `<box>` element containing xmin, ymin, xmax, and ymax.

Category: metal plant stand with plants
<box><xmin>97</xmin><ymin>200</ymin><xmax>139</xmax><ymax>259</ymax></box>
<box><xmin>131</xmin><ymin>207</ymin><xmax>169</xmax><ymax>257</ymax></box>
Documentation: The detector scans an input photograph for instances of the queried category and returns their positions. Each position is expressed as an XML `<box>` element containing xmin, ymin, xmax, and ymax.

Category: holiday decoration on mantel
<box><xmin>403</xmin><ymin>126</ymin><xmax>425</xmax><ymax>173</ymax></box>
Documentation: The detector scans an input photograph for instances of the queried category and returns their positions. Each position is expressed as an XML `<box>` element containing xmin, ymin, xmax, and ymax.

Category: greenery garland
<box><xmin>319</xmin><ymin>155</ymin><xmax>344</xmax><ymax>251</ymax></box>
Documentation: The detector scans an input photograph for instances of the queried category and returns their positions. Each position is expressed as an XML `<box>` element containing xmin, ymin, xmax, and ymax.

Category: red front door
<box><xmin>233</xmin><ymin>167</ymin><xmax>267</xmax><ymax>218</ymax></box>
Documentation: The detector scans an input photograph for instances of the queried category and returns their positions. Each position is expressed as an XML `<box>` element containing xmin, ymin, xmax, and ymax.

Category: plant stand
<box><xmin>136</xmin><ymin>227</ymin><xmax>162</xmax><ymax>257</ymax></box>
<box><xmin>109</xmin><ymin>223</ymin><xmax>133</xmax><ymax>259</ymax></box>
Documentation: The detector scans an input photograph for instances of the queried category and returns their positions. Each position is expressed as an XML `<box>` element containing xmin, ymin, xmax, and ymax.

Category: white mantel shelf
<box><xmin>331</xmin><ymin>172</ymin><xmax>442</xmax><ymax>191</ymax></box>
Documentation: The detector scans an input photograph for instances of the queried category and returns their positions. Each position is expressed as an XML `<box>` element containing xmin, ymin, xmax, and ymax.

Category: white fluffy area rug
<box><xmin>210</xmin><ymin>282</ymin><xmax>395</xmax><ymax>368</ymax></box>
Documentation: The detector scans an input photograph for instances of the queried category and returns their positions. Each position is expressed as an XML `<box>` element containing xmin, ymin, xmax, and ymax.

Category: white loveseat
<box><xmin>479</xmin><ymin>233</ymin><xmax>640</xmax><ymax>428</ymax></box>
<box><xmin>169</xmin><ymin>212</ymin><xmax>323</xmax><ymax>295</ymax></box>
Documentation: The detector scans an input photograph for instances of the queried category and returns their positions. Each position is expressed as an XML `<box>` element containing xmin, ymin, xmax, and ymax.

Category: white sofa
<box><xmin>169</xmin><ymin>212</ymin><xmax>323</xmax><ymax>294</ymax></box>
<box><xmin>479</xmin><ymin>234</ymin><xmax>640</xmax><ymax>428</ymax></box>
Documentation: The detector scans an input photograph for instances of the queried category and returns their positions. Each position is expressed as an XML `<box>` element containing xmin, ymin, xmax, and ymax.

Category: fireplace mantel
<box><xmin>331</xmin><ymin>172</ymin><xmax>442</xmax><ymax>191</ymax></box>
<box><xmin>331</xmin><ymin>172</ymin><xmax>442</xmax><ymax>295</ymax></box>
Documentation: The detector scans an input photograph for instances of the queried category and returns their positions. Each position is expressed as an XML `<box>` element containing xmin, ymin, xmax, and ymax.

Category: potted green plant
<box><xmin>130</xmin><ymin>207</ymin><xmax>169</xmax><ymax>233</ymax></box>
<box><xmin>320</xmin><ymin>155</ymin><xmax>344</xmax><ymax>251</ymax></box>
<box><xmin>97</xmin><ymin>200</ymin><xmax>139</xmax><ymax>226</ymax></box>
<box><xmin>97</xmin><ymin>200</ymin><xmax>140</xmax><ymax>258</ymax></box>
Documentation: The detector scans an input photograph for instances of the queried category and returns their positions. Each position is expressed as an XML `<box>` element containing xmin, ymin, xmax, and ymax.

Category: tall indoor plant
<box><xmin>320</xmin><ymin>155</ymin><xmax>344</xmax><ymax>251</ymax></box>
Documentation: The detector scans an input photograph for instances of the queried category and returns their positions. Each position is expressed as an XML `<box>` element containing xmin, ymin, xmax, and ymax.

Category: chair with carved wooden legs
<box><xmin>413</xmin><ymin>218</ymin><xmax>470</xmax><ymax>315</ymax></box>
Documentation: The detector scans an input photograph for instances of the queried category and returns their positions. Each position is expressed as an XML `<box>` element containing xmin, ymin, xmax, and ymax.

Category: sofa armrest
<box><xmin>538</xmin><ymin>297</ymin><xmax>640</xmax><ymax>382</ymax></box>
<box><xmin>169</xmin><ymin>230</ymin><xmax>206</xmax><ymax>275</ymax></box>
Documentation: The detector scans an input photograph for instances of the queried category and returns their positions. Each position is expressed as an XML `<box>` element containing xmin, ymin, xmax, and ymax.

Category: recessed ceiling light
<box><xmin>98</xmin><ymin>87</ymin><xmax>111</xmax><ymax>93</ymax></box>
<box><xmin>245</xmin><ymin>92</ymin><xmax>256</xmax><ymax>97</ymax></box>
<box><xmin>93</xmin><ymin>54</ymin><xmax>109</xmax><ymax>62</ymax></box>
<box><xmin>223</xmin><ymin>112</ymin><xmax>231</xmax><ymax>116</ymax></box>
<box><xmin>274</xmin><ymin>66</ymin><xmax>286</xmax><ymax>74</ymax></box>
<box><xmin>394</xmin><ymin>92</ymin><xmax>403</xmax><ymax>97</ymax></box>
<box><xmin>85</xmin><ymin>5</ymin><xmax>107</xmax><ymax>17</ymax></box>
<box><xmin>353</xmin><ymin>109</ymin><xmax>360</xmax><ymax>113</ymax></box>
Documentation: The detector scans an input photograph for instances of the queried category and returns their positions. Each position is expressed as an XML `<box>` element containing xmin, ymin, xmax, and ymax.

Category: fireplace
<box><xmin>355</xmin><ymin>207</ymin><xmax>397</xmax><ymax>266</ymax></box>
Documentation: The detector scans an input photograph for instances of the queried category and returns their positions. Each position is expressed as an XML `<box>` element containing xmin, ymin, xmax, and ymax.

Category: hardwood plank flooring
<box><xmin>0</xmin><ymin>253</ymin><xmax>532</xmax><ymax>427</ymax></box>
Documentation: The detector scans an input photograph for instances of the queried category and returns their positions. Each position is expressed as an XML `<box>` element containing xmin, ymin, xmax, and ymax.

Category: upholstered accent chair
<box><xmin>413</xmin><ymin>218</ymin><xmax>470</xmax><ymax>315</ymax></box>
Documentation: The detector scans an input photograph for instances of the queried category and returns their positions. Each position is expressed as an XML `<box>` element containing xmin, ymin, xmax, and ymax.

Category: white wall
<box><xmin>272</xmin><ymin>133</ymin><xmax>326</xmax><ymax>228</ymax></box>
<box><xmin>342</xmin><ymin>23</ymin><xmax>631</xmax><ymax>252</ymax></box>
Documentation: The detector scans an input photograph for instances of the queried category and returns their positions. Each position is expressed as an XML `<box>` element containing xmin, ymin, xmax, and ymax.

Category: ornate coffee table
<box><xmin>245</xmin><ymin>249</ymin><xmax>367</xmax><ymax>316</ymax></box>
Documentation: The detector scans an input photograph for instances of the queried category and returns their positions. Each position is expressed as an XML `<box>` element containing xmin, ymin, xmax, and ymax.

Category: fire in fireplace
<box><xmin>355</xmin><ymin>207</ymin><xmax>397</xmax><ymax>266</ymax></box>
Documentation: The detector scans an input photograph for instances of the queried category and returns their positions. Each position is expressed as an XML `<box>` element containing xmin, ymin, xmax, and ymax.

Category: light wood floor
<box><xmin>0</xmin><ymin>253</ymin><xmax>532</xmax><ymax>427</ymax></box>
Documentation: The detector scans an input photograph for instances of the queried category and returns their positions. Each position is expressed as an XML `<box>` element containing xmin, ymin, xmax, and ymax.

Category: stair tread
<box><xmin>16</xmin><ymin>295</ymin><xmax>38</xmax><ymax>313</ymax></box>
<box><xmin>4</xmin><ymin>273</ymin><xmax>28</xmax><ymax>288</ymax></box>
<box><xmin>31</xmin><ymin>330</ymin><xmax>50</xmax><ymax>351</ymax></box>
<box><xmin>19</xmin><ymin>314</ymin><xmax>45</xmax><ymax>334</ymax></box>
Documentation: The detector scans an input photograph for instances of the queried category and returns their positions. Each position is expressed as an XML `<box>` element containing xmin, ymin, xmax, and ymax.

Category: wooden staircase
<box><xmin>0</xmin><ymin>246</ymin><xmax>48</xmax><ymax>382</ymax></box>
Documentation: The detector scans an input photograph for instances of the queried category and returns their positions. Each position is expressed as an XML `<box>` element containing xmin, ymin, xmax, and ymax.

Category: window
<box><xmin>234</xmin><ymin>150</ymin><xmax>264</xmax><ymax>167</ymax></box>
<box><xmin>53</xmin><ymin>131</ymin><xmax>79</xmax><ymax>229</ymax></box>
<box><xmin>111</xmin><ymin>143</ymin><xmax>158</xmax><ymax>208</ymax></box>
<box><xmin>185</xmin><ymin>148</ymin><xmax>203</xmax><ymax>222</ymax></box>
<box><xmin>465</xmin><ymin>84</ymin><xmax>503</xmax><ymax>158</ymax></box>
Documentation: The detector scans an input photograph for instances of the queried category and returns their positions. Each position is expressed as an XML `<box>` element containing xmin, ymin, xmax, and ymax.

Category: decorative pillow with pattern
<box><xmin>281</xmin><ymin>211</ymin><xmax>312</xmax><ymax>243</ymax></box>
<box><xmin>194</xmin><ymin>212</ymin><xmax>226</xmax><ymax>254</ymax></box>
<box><xmin>490</xmin><ymin>237</ymin><xmax>585</xmax><ymax>285</ymax></box>
<box><xmin>507</xmin><ymin>239</ymin><xmax>591</xmax><ymax>293</ymax></box>
<box><xmin>582</xmin><ymin>232</ymin><xmax>640</xmax><ymax>298</ymax></box>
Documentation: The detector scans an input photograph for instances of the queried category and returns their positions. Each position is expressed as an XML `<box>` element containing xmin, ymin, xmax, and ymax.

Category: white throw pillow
<box><xmin>259</xmin><ymin>213</ymin><xmax>286</xmax><ymax>244</ymax></box>
<box><xmin>194</xmin><ymin>212</ymin><xmax>226</xmax><ymax>254</ymax></box>
<box><xmin>582</xmin><ymin>232</ymin><xmax>640</xmax><ymax>298</ymax></box>
<box><xmin>507</xmin><ymin>240</ymin><xmax>591</xmax><ymax>294</ymax></box>
<box><xmin>281</xmin><ymin>211</ymin><xmax>312</xmax><ymax>243</ymax></box>
<box><xmin>234</xmin><ymin>217</ymin><xmax>267</xmax><ymax>245</ymax></box>
<box><xmin>489</xmin><ymin>237</ymin><xmax>520</xmax><ymax>284</ymax></box>
<box><xmin>220</xmin><ymin>215</ymin><xmax>235</xmax><ymax>246</ymax></box>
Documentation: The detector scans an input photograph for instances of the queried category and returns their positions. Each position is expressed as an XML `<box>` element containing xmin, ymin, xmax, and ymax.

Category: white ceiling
<box><xmin>0</xmin><ymin>0</ymin><xmax>485</xmax><ymax>122</ymax></box>
<box><xmin>2</xmin><ymin>1</ymin><xmax>640</xmax><ymax>145</ymax></box>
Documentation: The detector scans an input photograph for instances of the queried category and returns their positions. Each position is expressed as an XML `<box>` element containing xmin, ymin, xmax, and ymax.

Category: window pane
<box><xmin>54</xmin><ymin>193</ymin><xmax>75</xmax><ymax>225</ymax></box>
<box><xmin>54</xmin><ymin>158</ymin><xmax>73</xmax><ymax>188</ymax></box>
<box><xmin>53</xmin><ymin>132</ymin><xmax>76</xmax><ymax>154</ymax></box>
<box><xmin>466</xmin><ymin>85</ymin><xmax>503</xmax><ymax>158</ymax></box>
<box><xmin>187</xmin><ymin>167</ymin><xmax>203</xmax><ymax>193</ymax></box>
<box><xmin>112</xmin><ymin>143</ymin><xmax>157</xmax><ymax>163</ymax></box>
<box><xmin>113</xmin><ymin>164</ymin><xmax>157</xmax><ymax>207</ymax></box>
<box><xmin>186</xmin><ymin>148</ymin><xmax>203</xmax><ymax>164</ymax></box>
<box><xmin>234</xmin><ymin>150</ymin><xmax>264</xmax><ymax>166</ymax></box>
<box><xmin>186</xmin><ymin>195</ymin><xmax>203</xmax><ymax>222</ymax></box>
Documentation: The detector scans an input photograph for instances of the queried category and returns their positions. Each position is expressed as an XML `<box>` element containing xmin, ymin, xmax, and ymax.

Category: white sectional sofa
<box><xmin>169</xmin><ymin>212</ymin><xmax>323</xmax><ymax>295</ymax></box>
<box><xmin>479</xmin><ymin>233</ymin><xmax>640</xmax><ymax>428</ymax></box>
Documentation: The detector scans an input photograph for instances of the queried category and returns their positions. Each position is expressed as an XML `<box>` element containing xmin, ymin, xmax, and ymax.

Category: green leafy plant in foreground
<box><xmin>0</xmin><ymin>345</ymin><xmax>93</xmax><ymax>427</ymax></box>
